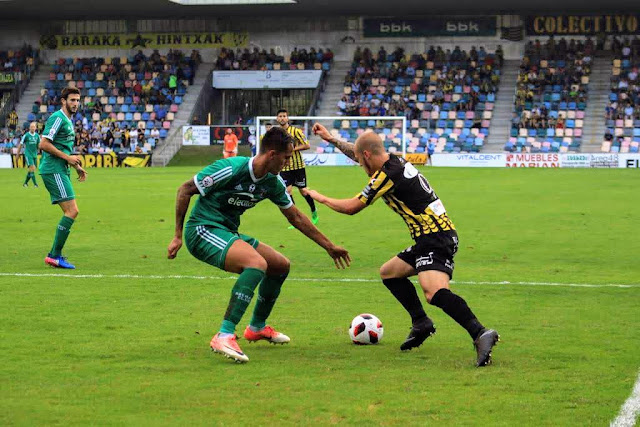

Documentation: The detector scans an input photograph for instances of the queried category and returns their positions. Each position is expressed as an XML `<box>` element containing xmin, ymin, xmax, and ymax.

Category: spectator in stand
<box><xmin>7</xmin><ymin>108</ymin><xmax>18</xmax><ymax>132</ymax></box>
<box><xmin>150</xmin><ymin>127</ymin><xmax>160</xmax><ymax>143</ymax></box>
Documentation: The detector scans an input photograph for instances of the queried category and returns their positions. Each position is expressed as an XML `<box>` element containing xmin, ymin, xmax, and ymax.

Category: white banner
<box><xmin>560</xmin><ymin>154</ymin><xmax>591</xmax><ymax>168</ymax></box>
<box><xmin>213</xmin><ymin>70</ymin><xmax>323</xmax><ymax>89</ymax></box>
<box><xmin>431</xmin><ymin>153</ymin><xmax>505</xmax><ymax>167</ymax></box>
<box><xmin>0</xmin><ymin>154</ymin><xmax>11</xmax><ymax>169</ymax></box>
<box><xmin>618</xmin><ymin>153</ymin><xmax>640</xmax><ymax>168</ymax></box>
<box><xmin>505</xmin><ymin>153</ymin><xmax>560</xmax><ymax>167</ymax></box>
<box><xmin>182</xmin><ymin>126</ymin><xmax>210</xmax><ymax>146</ymax></box>
<box><xmin>302</xmin><ymin>153</ymin><xmax>358</xmax><ymax>166</ymax></box>
<box><xmin>589</xmin><ymin>153</ymin><xmax>619</xmax><ymax>168</ymax></box>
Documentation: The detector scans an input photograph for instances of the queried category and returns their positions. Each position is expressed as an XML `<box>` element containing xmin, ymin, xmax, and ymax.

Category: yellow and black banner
<box><xmin>0</xmin><ymin>72</ymin><xmax>15</xmax><ymax>84</ymax></box>
<box><xmin>527</xmin><ymin>15</ymin><xmax>640</xmax><ymax>35</ymax></box>
<box><xmin>404</xmin><ymin>153</ymin><xmax>428</xmax><ymax>165</ymax></box>
<box><xmin>39</xmin><ymin>32</ymin><xmax>248</xmax><ymax>50</ymax></box>
<box><xmin>12</xmin><ymin>153</ymin><xmax>151</xmax><ymax>168</ymax></box>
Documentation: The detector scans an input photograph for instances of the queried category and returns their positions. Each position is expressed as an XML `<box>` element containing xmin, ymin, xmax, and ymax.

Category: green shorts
<box><xmin>184</xmin><ymin>225</ymin><xmax>259</xmax><ymax>270</ymax></box>
<box><xmin>41</xmin><ymin>173</ymin><xmax>75</xmax><ymax>204</ymax></box>
<box><xmin>25</xmin><ymin>155</ymin><xmax>38</xmax><ymax>168</ymax></box>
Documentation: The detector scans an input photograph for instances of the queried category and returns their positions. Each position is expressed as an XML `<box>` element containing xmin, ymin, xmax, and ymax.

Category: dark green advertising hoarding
<box><xmin>363</xmin><ymin>17</ymin><xmax>496</xmax><ymax>38</ymax></box>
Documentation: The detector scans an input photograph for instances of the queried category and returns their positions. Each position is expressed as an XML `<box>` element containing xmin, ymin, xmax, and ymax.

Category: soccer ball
<box><xmin>349</xmin><ymin>313</ymin><xmax>384</xmax><ymax>345</ymax></box>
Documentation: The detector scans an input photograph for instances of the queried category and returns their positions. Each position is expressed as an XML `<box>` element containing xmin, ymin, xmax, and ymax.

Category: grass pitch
<box><xmin>1</xmin><ymin>166</ymin><xmax>639</xmax><ymax>425</ymax></box>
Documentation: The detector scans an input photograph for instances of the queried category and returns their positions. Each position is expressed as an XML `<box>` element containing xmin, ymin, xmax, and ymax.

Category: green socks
<box><xmin>220</xmin><ymin>268</ymin><xmax>266</xmax><ymax>334</ymax></box>
<box><xmin>50</xmin><ymin>216</ymin><xmax>75</xmax><ymax>257</ymax></box>
<box><xmin>250</xmin><ymin>272</ymin><xmax>288</xmax><ymax>330</ymax></box>
<box><xmin>24</xmin><ymin>172</ymin><xmax>38</xmax><ymax>186</ymax></box>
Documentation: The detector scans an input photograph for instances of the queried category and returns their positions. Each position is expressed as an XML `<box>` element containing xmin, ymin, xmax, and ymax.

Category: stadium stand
<box><xmin>1</xmin><ymin>45</ymin><xmax>39</xmax><ymax>150</ymax></box>
<box><xmin>215</xmin><ymin>47</ymin><xmax>333</xmax><ymax>71</ymax></box>
<box><xmin>506</xmin><ymin>38</ymin><xmax>592</xmax><ymax>153</ymax></box>
<box><xmin>329</xmin><ymin>45</ymin><xmax>502</xmax><ymax>154</ymax></box>
<box><xmin>602</xmin><ymin>38</ymin><xmax>640</xmax><ymax>153</ymax></box>
<box><xmin>24</xmin><ymin>49</ymin><xmax>197</xmax><ymax>154</ymax></box>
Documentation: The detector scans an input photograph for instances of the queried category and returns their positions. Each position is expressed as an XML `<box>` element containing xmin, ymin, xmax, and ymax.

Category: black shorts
<box><xmin>397</xmin><ymin>231</ymin><xmax>459</xmax><ymax>279</ymax></box>
<box><xmin>280</xmin><ymin>168</ymin><xmax>307</xmax><ymax>188</ymax></box>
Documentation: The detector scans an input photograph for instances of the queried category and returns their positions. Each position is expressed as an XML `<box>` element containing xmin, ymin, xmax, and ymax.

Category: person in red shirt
<box><xmin>223</xmin><ymin>128</ymin><xmax>239</xmax><ymax>158</ymax></box>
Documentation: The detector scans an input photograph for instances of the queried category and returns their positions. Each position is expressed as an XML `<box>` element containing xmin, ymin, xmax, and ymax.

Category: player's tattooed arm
<box><xmin>168</xmin><ymin>179</ymin><xmax>199</xmax><ymax>259</ymax></box>
<box><xmin>312</xmin><ymin>123</ymin><xmax>357</xmax><ymax>162</ymax></box>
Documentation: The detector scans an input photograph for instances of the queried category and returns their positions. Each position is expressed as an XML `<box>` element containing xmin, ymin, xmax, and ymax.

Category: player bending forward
<box><xmin>168</xmin><ymin>127</ymin><xmax>350</xmax><ymax>363</ymax></box>
<box><xmin>305</xmin><ymin>124</ymin><xmax>498</xmax><ymax>367</ymax></box>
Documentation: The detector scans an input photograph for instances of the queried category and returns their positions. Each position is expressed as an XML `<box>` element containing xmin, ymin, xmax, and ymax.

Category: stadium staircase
<box><xmin>306</xmin><ymin>60</ymin><xmax>352</xmax><ymax>149</ymax></box>
<box><xmin>580</xmin><ymin>55</ymin><xmax>612</xmax><ymax>152</ymax></box>
<box><xmin>14</xmin><ymin>66</ymin><xmax>50</xmax><ymax>128</ymax></box>
<box><xmin>316</xmin><ymin>60</ymin><xmax>352</xmax><ymax>117</ymax></box>
<box><xmin>152</xmin><ymin>63</ymin><xmax>213</xmax><ymax>166</ymax></box>
<box><xmin>484</xmin><ymin>60</ymin><xmax>520</xmax><ymax>151</ymax></box>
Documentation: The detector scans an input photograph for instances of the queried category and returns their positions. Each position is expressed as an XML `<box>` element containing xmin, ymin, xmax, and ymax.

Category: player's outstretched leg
<box><xmin>244</xmin><ymin>243</ymin><xmax>291</xmax><ymax>344</ymax></box>
<box><xmin>420</xmin><ymin>270</ymin><xmax>499</xmax><ymax>367</ymax></box>
<box><xmin>300</xmin><ymin>188</ymin><xmax>319</xmax><ymax>225</ymax></box>
<box><xmin>45</xmin><ymin>199</ymin><xmax>78</xmax><ymax>269</ymax></box>
<box><xmin>210</xmin><ymin>240</ymin><xmax>266</xmax><ymax>363</ymax></box>
<box><xmin>380</xmin><ymin>257</ymin><xmax>436</xmax><ymax>351</ymax></box>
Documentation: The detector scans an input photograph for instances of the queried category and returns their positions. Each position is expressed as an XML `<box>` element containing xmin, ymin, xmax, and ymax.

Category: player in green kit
<box><xmin>17</xmin><ymin>122</ymin><xmax>40</xmax><ymax>187</ymax></box>
<box><xmin>39</xmin><ymin>87</ymin><xmax>88</xmax><ymax>269</ymax></box>
<box><xmin>168</xmin><ymin>127</ymin><xmax>351</xmax><ymax>363</ymax></box>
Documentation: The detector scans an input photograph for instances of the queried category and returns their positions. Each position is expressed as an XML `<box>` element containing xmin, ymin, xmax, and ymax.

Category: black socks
<box><xmin>429</xmin><ymin>288</ymin><xmax>484</xmax><ymax>340</ymax></box>
<box><xmin>382</xmin><ymin>278</ymin><xmax>428</xmax><ymax>323</ymax></box>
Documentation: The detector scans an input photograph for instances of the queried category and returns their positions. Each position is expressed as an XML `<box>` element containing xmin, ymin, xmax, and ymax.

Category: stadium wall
<box><xmin>0</xmin><ymin>16</ymin><xmax>527</xmax><ymax>62</ymax></box>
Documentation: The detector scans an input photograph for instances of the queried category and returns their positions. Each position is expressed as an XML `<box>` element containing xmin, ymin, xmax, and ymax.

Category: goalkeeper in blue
<box><xmin>305</xmin><ymin>123</ymin><xmax>499</xmax><ymax>367</ymax></box>
<box><xmin>167</xmin><ymin>126</ymin><xmax>350</xmax><ymax>363</ymax></box>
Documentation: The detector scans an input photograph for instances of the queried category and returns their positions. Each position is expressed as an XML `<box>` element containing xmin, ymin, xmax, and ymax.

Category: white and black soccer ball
<box><xmin>349</xmin><ymin>313</ymin><xmax>384</xmax><ymax>345</ymax></box>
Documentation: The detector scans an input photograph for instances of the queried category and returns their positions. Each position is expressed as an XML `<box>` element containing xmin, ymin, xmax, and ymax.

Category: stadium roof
<box><xmin>1</xmin><ymin>0</ymin><xmax>638</xmax><ymax>19</ymax></box>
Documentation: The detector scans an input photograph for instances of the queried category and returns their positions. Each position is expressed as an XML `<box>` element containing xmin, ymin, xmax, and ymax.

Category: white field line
<box><xmin>0</xmin><ymin>272</ymin><xmax>638</xmax><ymax>288</ymax></box>
<box><xmin>611</xmin><ymin>371</ymin><xmax>640</xmax><ymax>427</ymax></box>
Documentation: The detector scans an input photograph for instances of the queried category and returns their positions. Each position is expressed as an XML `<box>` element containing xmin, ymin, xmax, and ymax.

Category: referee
<box><xmin>276</xmin><ymin>109</ymin><xmax>319</xmax><ymax>226</ymax></box>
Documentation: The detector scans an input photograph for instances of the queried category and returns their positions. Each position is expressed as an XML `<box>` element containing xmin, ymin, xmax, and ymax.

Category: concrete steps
<box><xmin>15</xmin><ymin>66</ymin><xmax>50</xmax><ymax>126</ymax></box>
<box><xmin>581</xmin><ymin>56</ymin><xmax>611</xmax><ymax>152</ymax></box>
<box><xmin>152</xmin><ymin>64</ymin><xmax>213</xmax><ymax>166</ymax></box>
<box><xmin>484</xmin><ymin>60</ymin><xmax>520</xmax><ymax>152</ymax></box>
<box><xmin>316</xmin><ymin>61</ymin><xmax>352</xmax><ymax>117</ymax></box>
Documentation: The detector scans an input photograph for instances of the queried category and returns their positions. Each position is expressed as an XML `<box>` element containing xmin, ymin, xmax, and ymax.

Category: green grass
<box><xmin>1</xmin><ymin>166</ymin><xmax>639</xmax><ymax>425</ymax></box>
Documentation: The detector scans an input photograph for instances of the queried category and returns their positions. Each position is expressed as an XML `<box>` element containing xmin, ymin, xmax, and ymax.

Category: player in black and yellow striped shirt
<box><xmin>276</xmin><ymin>109</ymin><xmax>318</xmax><ymax>226</ymax></box>
<box><xmin>305</xmin><ymin>124</ymin><xmax>499</xmax><ymax>367</ymax></box>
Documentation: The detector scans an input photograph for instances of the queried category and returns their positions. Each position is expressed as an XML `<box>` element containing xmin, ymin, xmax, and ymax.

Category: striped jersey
<box><xmin>187</xmin><ymin>156</ymin><xmax>293</xmax><ymax>232</ymax></box>
<box><xmin>39</xmin><ymin>109</ymin><xmax>75</xmax><ymax>175</ymax></box>
<box><xmin>281</xmin><ymin>125</ymin><xmax>307</xmax><ymax>171</ymax></box>
<box><xmin>357</xmin><ymin>154</ymin><xmax>456</xmax><ymax>240</ymax></box>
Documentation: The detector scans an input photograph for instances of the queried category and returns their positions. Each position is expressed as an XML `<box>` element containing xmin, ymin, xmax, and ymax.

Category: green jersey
<box><xmin>21</xmin><ymin>132</ymin><xmax>40</xmax><ymax>157</ymax></box>
<box><xmin>187</xmin><ymin>157</ymin><xmax>293</xmax><ymax>232</ymax></box>
<box><xmin>39</xmin><ymin>109</ymin><xmax>75</xmax><ymax>175</ymax></box>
